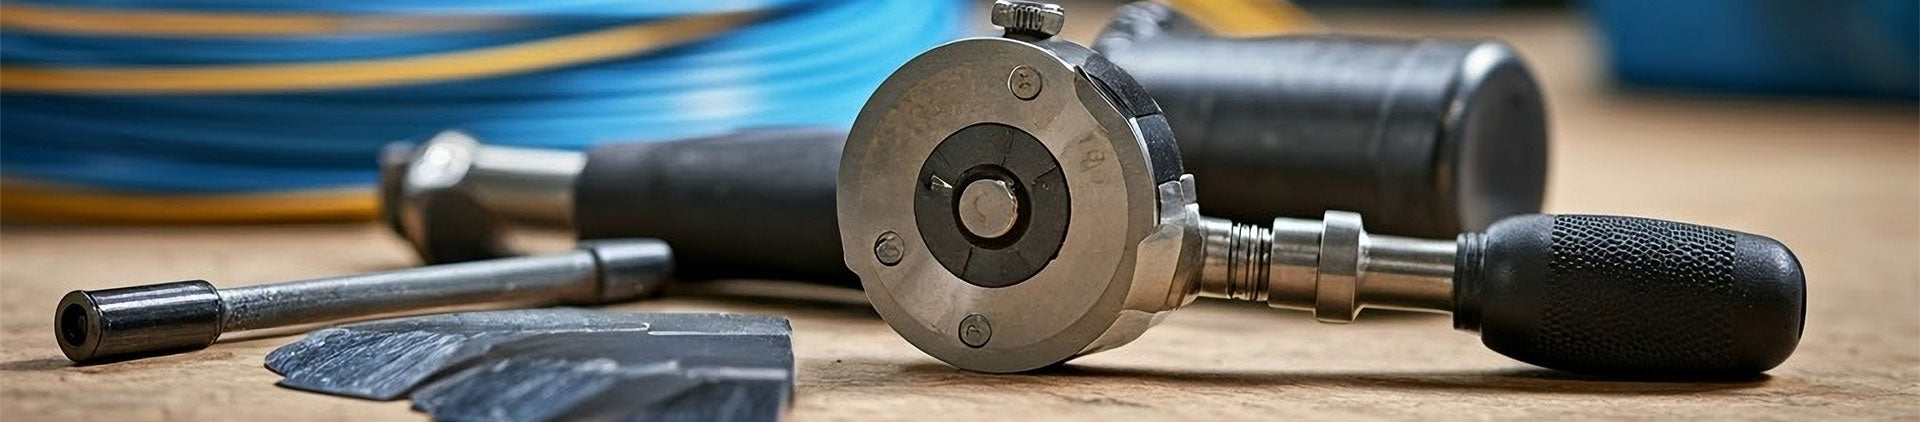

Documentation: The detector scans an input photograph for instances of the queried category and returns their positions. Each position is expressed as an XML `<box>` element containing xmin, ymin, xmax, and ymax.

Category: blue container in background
<box><xmin>1589</xmin><ymin>0</ymin><xmax>1918</xmax><ymax>99</ymax></box>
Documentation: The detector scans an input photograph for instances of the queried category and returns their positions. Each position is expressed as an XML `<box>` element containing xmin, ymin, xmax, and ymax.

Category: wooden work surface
<box><xmin>3</xmin><ymin>10</ymin><xmax>1916</xmax><ymax>421</ymax></box>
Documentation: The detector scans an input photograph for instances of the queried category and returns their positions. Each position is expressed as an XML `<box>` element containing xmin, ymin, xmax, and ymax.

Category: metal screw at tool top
<box><xmin>991</xmin><ymin>0</ymin><xmax>1064</xmax><ymax>38</ymax></box>
<box><xmin>959</xmin><ymin>314</ymin><xmax>992</xmax><ymax>347</ymax></box>
<box><xmin>1008</xmin><ymin>66</ymin><xmax>1042</xmax><ymax>100</ymax></box>
<box><xmin>874</xmin><ymin>231</ymin><xmax>904</xmax><ymax>266</ymax></box>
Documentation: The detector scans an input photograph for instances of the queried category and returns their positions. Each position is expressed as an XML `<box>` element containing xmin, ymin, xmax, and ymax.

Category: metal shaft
<box><xmin>1196</xmin><ymin>211</ymin><xmax>1456</xmax><ymax>322</ymax></box>
<box><xmin>219</xmin><ymin>253</ymin><xmax>597</xmax><ymax>331</ymax></box>
<box><xmin>55</xmin><ymin>240</ymin><xmax>670</xmax><ymax>363</ymax></box>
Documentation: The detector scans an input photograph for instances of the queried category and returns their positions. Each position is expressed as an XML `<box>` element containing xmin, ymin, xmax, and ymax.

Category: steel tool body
<box><xmin>835</xmin><ymin>1</ymin><xmax>1804</xmax><ymax>377</ymax></box>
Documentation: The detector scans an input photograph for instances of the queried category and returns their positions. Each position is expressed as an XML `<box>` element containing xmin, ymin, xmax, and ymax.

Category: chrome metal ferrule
<box><xmin>462</xmin><ymin>142</ymin><xmax>585</xmax><ymax>226</ymax></box>
<box><xmin>1196</xmin><ymin>211</ymin><xmax>1456</xmax><ymax>322</ymax></box>
<box><xmin>382</xmin><ymin>131</ymin><xmax>586</xmax><ymax>263</ymax></box>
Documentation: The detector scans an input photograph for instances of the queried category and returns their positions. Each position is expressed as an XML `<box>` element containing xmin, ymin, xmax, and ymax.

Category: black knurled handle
<box><xmin>1453</xmin><ymin>214</ymin><xmax>1805</xmax><ymax>377</ymax></box>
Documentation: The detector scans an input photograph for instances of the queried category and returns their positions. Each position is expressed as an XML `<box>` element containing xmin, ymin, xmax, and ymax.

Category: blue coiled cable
<box><xmin>0</xmin><ymin>0</ymin><xmax>965</xmax><ymax>193</ymax></box>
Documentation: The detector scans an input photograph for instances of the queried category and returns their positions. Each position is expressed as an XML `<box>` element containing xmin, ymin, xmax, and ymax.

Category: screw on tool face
<box><xmin>874</xmin><ymin>231</ymin><xmax>904</xmax><ymax>266</ymax></box>
<box><xmin>959</xmin><ymin>314</ymin><xmax>992</xmax><ymax>348</ymax></box>
<box><xmin>54</xmin><ymin>240</ymin><xmax>671</xmax><ymax>363</ymax></box>
<box><xmin>1008</xmin><ymin>66</ymin><xmax>1042</xmax><ymax>100</ymax></box>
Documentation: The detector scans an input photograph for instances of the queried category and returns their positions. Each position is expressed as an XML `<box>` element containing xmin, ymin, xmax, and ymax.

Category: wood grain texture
<box><xmin>3</xmin><ymin>10</ymin><xmax>1916</xmax><ymax>422</ymax></box>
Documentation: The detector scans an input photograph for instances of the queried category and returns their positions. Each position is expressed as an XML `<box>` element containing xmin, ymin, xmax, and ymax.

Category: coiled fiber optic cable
<box><xmin>0</xmin><ymin>0</ymin><xmax>964</xmax><ymax>222</ymax></box>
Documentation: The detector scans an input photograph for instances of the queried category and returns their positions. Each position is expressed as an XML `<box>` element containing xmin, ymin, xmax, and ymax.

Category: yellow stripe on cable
<box><xmin>0</xmin><ymin>11</ymin><xmax>757</xmax><ymax>94</ymax></box>
<box><xmin>0</xmin><ymin>3</ymin><xmax>528</xmax><ymax>36</ymax></box>
<box><xmin>1161</xmin><ymin>0</ymin><xmax>1321</xmax><ymax>37</ymax></box>
<box><xmin>1</xmin><ymin>183</ymin><xmax>377</xmax><ymax>223</ymax></box>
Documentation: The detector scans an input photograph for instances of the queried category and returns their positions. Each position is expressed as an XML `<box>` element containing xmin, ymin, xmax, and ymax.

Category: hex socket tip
<box><xmin>56</xmin><ymin>280</ymin><xmax>224</xmax><ymax>363</ymax></box>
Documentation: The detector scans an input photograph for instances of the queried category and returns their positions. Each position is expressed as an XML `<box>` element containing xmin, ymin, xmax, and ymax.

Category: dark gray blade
<box><xmin>265</xmin><ymin>309</ymin><xmax>792</xmax><ymax>422</ymax></box>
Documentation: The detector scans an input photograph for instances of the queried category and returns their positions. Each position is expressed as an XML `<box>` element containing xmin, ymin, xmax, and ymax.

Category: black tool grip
<box><xmin>1453</xmin><ymin>214</ymin><xmax>1804</xmax><ymax>377</ymax></box>
<box><xmin>574</xmin><ymin>128</ymin><xmax>856</xmax><ymax>286</ymax></box>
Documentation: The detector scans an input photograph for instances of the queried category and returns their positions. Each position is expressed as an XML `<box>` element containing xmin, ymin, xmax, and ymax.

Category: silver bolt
<box><xmin>1008</xmin><ymin>66</ymin><xmax>1042</xmax><ymax>100</ymax></box>
<box><xmin>958</xmin><ymin>179</ymin><xmax>1021</xmax><ymax>238</ymax></box>
<box><xmin>959</xmin><ymin>314</ymin><xmax>992</xmax><ymax>347</ymax></box>
<box><xmin>874</xmin><ymin>231</ymin><xmax>904</xmax><ymax>266</ymax></box>
<box><xmin>991</xmin><ymin>1</ymin><xmax>1065</xmax><ymax>38</ymax></box>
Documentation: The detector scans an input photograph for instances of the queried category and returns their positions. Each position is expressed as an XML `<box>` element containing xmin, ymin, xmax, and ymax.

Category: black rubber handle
<box><xmin>573</xmin><ymin>128</ymin><xmax>857</xmax><ymax>286</ymax></box>
<box><xmin>1095</xmin><ymin>1</ymin><xmax>1549</xmax><ymax>238</ymax></box>
<box><xmin>1453</xmin><ymin>214</ymin><xmax>1805</xmax><ymax>377</ymax></box>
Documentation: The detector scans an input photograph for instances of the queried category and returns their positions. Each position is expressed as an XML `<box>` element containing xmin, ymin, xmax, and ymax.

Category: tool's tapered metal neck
<box><xmin>462</xmin><ymin>143</ymin><xmax>585</xmax><ymax>225</ymax></box>
<box><xmin>1194</xmin><ymin>212</ymin><xmax>1457</xmax><ymax>321</ymax></box>
<box><xmin>381</xmin><ymin>132</ymin><xmax>585</xmax><ymax>263</ymax></box>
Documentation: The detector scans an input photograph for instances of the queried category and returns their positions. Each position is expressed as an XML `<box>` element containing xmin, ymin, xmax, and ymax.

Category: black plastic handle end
<box><xmin>575</xmin><ymin>128</ymin><xmax>857</xmax><ymax>286</ymax></box>
<box><xmin>1455</xmin><ymin>214</ymin><xmax>1805</xmax><ymax>377</ymax></box>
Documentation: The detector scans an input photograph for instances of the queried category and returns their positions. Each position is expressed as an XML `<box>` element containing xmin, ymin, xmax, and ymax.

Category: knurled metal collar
<box><xmin>991</xmin><ymin>0</ymin><xmax>1065</xmax><ymax>38</ymax></box>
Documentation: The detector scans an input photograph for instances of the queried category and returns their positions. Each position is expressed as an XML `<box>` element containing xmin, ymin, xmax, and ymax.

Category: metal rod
<box><xmin>55</xmin><ymin>239</ymin><xmax>670</xmax><ymax>363</ymax></box>
<box><xmin>218</xmin><ymin>253</ymin><xmax>599</xmax><ymax>331</ymax></box>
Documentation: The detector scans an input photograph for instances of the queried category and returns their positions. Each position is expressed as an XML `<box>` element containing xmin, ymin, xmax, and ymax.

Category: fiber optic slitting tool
<box><xmin>836</xmin><ymin>0</ymin><xmax>1804</xmax><ymax>377</ymax></box>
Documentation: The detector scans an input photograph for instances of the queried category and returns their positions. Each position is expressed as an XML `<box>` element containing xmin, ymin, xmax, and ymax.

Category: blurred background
<box><xmin>0</xmin><ymin>0</ymin><xmax>1911</xmax><ymax>223</ymax></box>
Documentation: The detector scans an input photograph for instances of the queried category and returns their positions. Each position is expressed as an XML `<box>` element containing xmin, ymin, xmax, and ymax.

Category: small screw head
<box><xmin>959</xmin><ymin>314</ymin><xmax>992</xmax><ymax>348</ymax></box>
<box><xmin>1008</xmin><ymin>66</ymin><xmax>1042</xmax><ymax>100</ymax></box>
<box><xmin>874</xmin><ymin>231</ymin><xmax>904</xmax><ymax>266</ymax></box>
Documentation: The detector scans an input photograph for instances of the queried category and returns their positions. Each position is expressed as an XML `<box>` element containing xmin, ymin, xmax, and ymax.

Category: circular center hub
<box><xmin>837</xmin><ymin>35</ymin><xmax>1184</xmax><ymax>373</ymax></box>
<box><xmin>959</xmin><ymin>179</ymin><xmax>1020</xmax><ymax>238</ymax></box>
<box><xmin>914</xmin><ymin>123</ymin><xmax>1070</xmax><ymax>288</ymax></box>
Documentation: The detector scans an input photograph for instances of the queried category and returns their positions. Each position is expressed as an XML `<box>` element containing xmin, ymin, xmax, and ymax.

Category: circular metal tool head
<box><xmin>838</xmin><ymin>30</ymin><xmax>1197</xmax><ymax>372</ymax></box>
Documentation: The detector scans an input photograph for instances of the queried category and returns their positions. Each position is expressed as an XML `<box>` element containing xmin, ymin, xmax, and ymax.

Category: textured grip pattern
<box><xmin>1464</xmin><ymin>214</ymin><xmax>1803</xmax><ymax>376</ymax></box>
<box><xmin>1538</xmin><ymin>216</ymin><xmax>1737</xmax><ymax>372</ymax></box>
